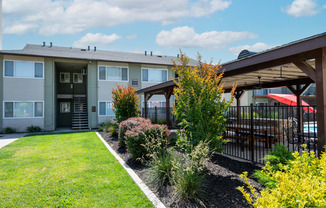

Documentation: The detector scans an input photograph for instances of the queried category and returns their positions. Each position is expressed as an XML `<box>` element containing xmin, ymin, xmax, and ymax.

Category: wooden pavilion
<box><xmin>137</xmin><ymin>32</ymin><xmax>326</xmax><ymax>155</ymax></box>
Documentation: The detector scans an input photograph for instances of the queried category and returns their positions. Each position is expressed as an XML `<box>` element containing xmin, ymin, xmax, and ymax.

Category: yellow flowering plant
<box><xmin>238</xmin><ymin>145</ymin><xmax>326</xmax><ymax>207</ymax></box>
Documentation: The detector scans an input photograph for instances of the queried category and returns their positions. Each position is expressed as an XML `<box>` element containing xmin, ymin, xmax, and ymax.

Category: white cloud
<box><xmin>286</xmin><ymin>0</ymin><xmax>318</xmax><ymax>17</ymax></box>
<box><xmin>3</xmin><ymin>0</ymin><xmax>232</xmax><ymax>36</ymax></box>
<box><xmin>156</xmin><ymin>26</ymin><xmax>257</xmax><ymax>49</ymax></box>
<box><xmin>73</xmin><ymin>33</ymin><xmax>121</xmax><ymax>48</ymax></box>
<box><xmin>229</xmin><ymin>42</ymin><xmax>277</xmax><ymax>56</ymax></box>
<box><xmin>4</xmin><ymin>23</ymin><xmax>37</xmax><ymax>35</ymax></box>
<box><xmin>127</xmin><ymin>34</ymin><xmax>138</xmax><ymax>40</ymax></box>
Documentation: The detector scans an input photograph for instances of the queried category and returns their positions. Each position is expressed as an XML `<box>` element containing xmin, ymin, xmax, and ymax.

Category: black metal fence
<box><xmin>141</xmin><ymin>107</ymin><xmax>176</xmax><ymax>126</ymax></box>
<box><xmin>141</xmin><ymin>104</ymin><xmax>318</xmax><ymax>165</ymax></box>
<box><xmin>222</xmin><ymin>104</ymin><xmax>317</xmax><ymax>164</ymax></box>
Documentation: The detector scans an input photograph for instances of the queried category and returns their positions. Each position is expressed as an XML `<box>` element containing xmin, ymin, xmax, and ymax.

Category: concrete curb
<box><xmin>96</xmin><ymin>132</ymin><xmax>166</xmax><ymax>208</ymax></box>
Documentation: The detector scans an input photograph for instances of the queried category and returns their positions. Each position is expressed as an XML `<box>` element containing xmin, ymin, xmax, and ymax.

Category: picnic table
<box><xmin>225</xmin><ymin>124</ymin><xmax>276</xmax><ymax>149</ymax></box>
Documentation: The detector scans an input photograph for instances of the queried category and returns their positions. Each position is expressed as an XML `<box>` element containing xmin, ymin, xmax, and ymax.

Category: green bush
<box><xmin>3</xmin><ymin>127</ymin><xmax>16</xmax><ymax>134</ymax></box>
<box><xmin>112</xmin><ymin>84</ymin><xmax>140</xmax><ymax>123</ymax></box>
<box><xmin>26</xmin><ymin>125</ymin><xmax>42</xmax><ymax>133</ymax></box>
<box><xmin>125</xmin><ymin>123</ymin><xmax>170</xmax><ymax>161</ymax></box>
<box><xmin>98</xmin><ymin>120</ymin><xmax>118</xmax><ymax>133</ymax></box>
<box><xmin>239</xmin><ymin>146</ymin><xmax>326</xmax><ymax>207</ymax></box>
<box><xmin>150</xmin><ymin>151</ymin><xmax>174</xmax><ymax>189</ymax></box>
<box><xmin>108</xmin><ymin>126</ymin><xmax>118</xmax><ymax>137</ymax></box>
<box><xmin>258</xmin><ymin>111</ymin><xmax>279</xmax><ymax>119</ymax></box>
<box><xmin>252</xmin><ymin>144</ymin><xmax>294</xmax><ymax>188</ymax></box>
<box><xmin>118</xmin><ymin>117</ymin><xmax>151</xmax><ymax>147</ymax></box>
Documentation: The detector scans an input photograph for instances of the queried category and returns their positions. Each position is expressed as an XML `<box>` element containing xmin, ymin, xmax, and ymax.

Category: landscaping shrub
<box><xmin>173</xmin><ymin>141</ymin><xmax>210</xmax><ymax>203</ymax></box>
<box><xmin>26</xmin><ymin>125</ymin><xmax>42</xmax><ymax>133</ymax></box>
<box><xmin>99</xmin><ymin>120</ymin><xmax>118</xmax><ymax>136</ymax></box>
<box><xmin>172</xmin><ymin>52</ymin><xmax>236</xmax><ymax>151</ymax></box>
<box><xmin>125</xmin><ymin>122</ymin><xmax>170</xmax><ymax>161</ymax></box>
<box><xmin>112</xmin><ymin>84</ymin><xmax>140</xmax><ymax>123</ymax></box>
<box><xmin>3</xmin><ymin>127</ymin><xmax>16</xmax><ymax>134</ymax></box>
<box><xmin>238</xmin><ymin>146</ymin><xmax>326</xmax><ymax>207</ymax></box>
<box><xmin>252</xmin><ymin>144</ymin><xmax>294</xmax><ymax>188</ymax></box>
<box><xmin>118</xmin><ymin>117</ymin><xmax>151</xmax><ymax>147</ymax></box>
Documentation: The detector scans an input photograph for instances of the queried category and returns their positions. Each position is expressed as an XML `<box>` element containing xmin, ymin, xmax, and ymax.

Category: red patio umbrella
<box><xmin>268</xmin><ymin>94</ymin><xmax>316</xmax><ymax>113</ymax></box>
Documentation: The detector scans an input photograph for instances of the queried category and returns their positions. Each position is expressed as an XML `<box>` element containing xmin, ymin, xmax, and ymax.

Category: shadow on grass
<box><xmin>24</xmin><ymin>130</ymin><xmax>93</xmax><ymax>137</ymax></box>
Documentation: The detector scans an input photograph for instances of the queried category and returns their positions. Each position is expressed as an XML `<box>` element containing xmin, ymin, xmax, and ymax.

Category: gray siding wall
<box><xmin>2</xmin><ymin>56</ymin><xmax>46</xmax><ymax>132</ymax></box>
<box><xmin>87</xmin><ymin>62</ymin><xmax>98</xmax><ymax>128</ymax></box>
<box><xmin>44</xmin><ymin>58</ymin><xmax>56</xmax><ymax>131</ymax></box>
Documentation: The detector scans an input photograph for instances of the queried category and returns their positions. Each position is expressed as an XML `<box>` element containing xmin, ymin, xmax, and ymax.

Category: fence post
<box><xmin>155</xmin><ymin>106</ymin><xmax>158</xmax><ymax>124</ymax></box>
<box><xmin>250</xmin><ymin>103</ymin><xmax>255</xmax><ymax>164</ymax></box>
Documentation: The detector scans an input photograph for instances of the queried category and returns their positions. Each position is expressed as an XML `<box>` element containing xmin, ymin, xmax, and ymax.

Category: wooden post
<box><xmin>144</xmin><ymin>93</ymin><xmax>153</xmax><ymax>119</ymax></box>
<box><xmin>164</xmin><ymin>89</ymin><xmax>173</xmax><ymax>128</ymax></box>
<box><xmin>315</xmin><ymin>48</ymin><xmax>326</xmax><ymax>156</ymax></box>
<box><xmin>235</xmin><ymin>91</ymin><xmax>244</xmax><ymax>125</ymax></box>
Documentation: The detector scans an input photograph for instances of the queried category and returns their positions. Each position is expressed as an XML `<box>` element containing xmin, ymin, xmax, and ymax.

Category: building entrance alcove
<box><xmin>55</xmin><ymin>62</ymin><xmax>88</xmax><ymax>129</ymax></box>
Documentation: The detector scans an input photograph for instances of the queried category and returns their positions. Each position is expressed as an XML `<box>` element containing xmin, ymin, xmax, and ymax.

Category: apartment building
<box><xmin>0</xmin><ymin>43</ymin><xmax>195</xmax><ymax>131</ymax></box>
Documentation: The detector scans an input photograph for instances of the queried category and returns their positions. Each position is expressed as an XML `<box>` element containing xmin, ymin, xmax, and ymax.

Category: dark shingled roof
<box><xmin>0</xmin><ymin>44</ymin><xmax>198</xmax><ymax>66</ymax></box>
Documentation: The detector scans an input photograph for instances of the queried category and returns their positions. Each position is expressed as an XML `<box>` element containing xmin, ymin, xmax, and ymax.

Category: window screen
<box><xmin>4</xmin><ymin>61</ymin><xmax>14</xmax><ymax>77</ymax></box>
<box><xmin>4</xmin><ymin>102</ymin><xmax>13</xmax><ymax>117</ymax></box>
<box><xmin>99</xmin><ymin>102</ymin><xmax>106</xmax><ymax>115</ymax></box>
<box><xmin>15</xmin><ymin>102</ymin><xmax>33</xmax><ymax>117</ymax></box>
<box><xmin>99</xmin><ymin>66</ymin><xmax>106</xmax><ymax>80</ymax></box>
<box><xmin>35</xmin><ymin>102</ymin><xmax>43</xmax><ymax>117</ymax></box>
<box><xmin>122</xmin><ymin>68</ymin><xmax>128</xmax><ymax>81</ymax></box>
<box><xmin>34</xmin><ymin>63</ymin><xmax>43</xmax><ymax>78</ymax></box>
<box><xmin>142</xmin><ymin>69</ymin><xmax>148</xmax><ymax>81</ymax></box>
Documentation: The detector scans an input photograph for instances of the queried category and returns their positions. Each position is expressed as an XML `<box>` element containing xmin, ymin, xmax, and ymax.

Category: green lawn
<box><xmin>0</xmin><ymin>131</ymin><xmax>153</xmax><ymax>208</ymax></box>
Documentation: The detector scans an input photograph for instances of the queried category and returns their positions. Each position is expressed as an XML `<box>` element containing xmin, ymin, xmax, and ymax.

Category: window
<box><xmin>99</xmin><ymin>102</ymin><xmax>114</xmax><ymax>116</ymax></box>
<box><xmin>98</xmin><ymin>66</ymin><xmax>128</xmax><ymax>81</ymax></box>
<box><xmin>73</xmin><ymin>73</ymin><xmax>83</xmax><ymax>83</ymax></box>
<box><xmin>60</xmin><ymin>72</ymin><xmax>70</xmax><ymax>83</ymax></box>
<box><xmin>4</xmin><ymin>101</ymin><xmax>43</xmax><ymax>118</ymax></box>
<box><xmin>4</xmin><ymin>60</ymin><xmax>44</xmax><ymax>78</ymax></box>
<box><xmin>60</xmin><ymin>102</ymin><xmax>70</xmax><ymax>113</ymax></box>
<box><xmin>142</xmin><ymin>68</ymin><xmax>167</xmax><ymax>83</ymax></box>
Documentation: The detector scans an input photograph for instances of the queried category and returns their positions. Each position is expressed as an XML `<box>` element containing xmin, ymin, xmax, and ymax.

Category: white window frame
<box><xmin>60</xmin><ymin>72</ymin><xmax>70</xmax><ymax>83</ymax></box>
<box><xmin>141</xmin><ymin>67</ymin><xmax>168</xmax><ymax>83</ymax></box>
<box><xmin>3</xmin><ymin>59</ymin><xmax>44</xmax><ymax>79</ymax></box>
<box><xmin>98</xmin><ymin>101</ymin><xmax>115</xmax><ymax>116</ymax></box>
<box><xmin>3</xmin><ymin>101</ymin><xmax>44</xmax><ymax>119</ymax></box>
<box><xmin>98</xmin><ymin>65</ymin><xmax>129</xmax><ymax>82</ymax></box>
<box><xmin>73</xmin><ymin>73</ymin><xmax>83</xmax><ymax>83</ymax></box>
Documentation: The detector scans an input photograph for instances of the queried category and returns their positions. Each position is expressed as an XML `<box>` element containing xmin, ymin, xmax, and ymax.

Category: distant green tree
<box><xmin>172</xmin><ymin>53</ymin><xmax>236</xmax><ymax>151</ymax></box>
<box><xmin>112</xmin><ymin>84</ymin><xmax>140</xmax><ymax>123</ymax></box>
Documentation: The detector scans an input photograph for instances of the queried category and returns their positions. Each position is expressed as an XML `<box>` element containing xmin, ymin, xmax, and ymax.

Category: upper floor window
<box><xmin>98</xmin><ymin>66</ymin><xmax>128</xmax><ymax>81</ymax></box>
<box><xmin>4</xmin><ymin>60</ymin><xmax>44</xmax><ymax>78</ymax></box>
<box><xmin>142</xmin><ymin>68</ymin><xmax>167</xmax><ymax>83</ymax></box>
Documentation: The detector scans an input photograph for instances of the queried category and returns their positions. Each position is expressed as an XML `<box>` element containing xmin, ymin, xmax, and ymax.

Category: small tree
<box><xmin>172</xmin><ymin>53</ymin><xmax>236</xmax><ymax>151</ymax></box>
<box><xmin>112</xmin><ymin>84</ymin><xmax>140</xmax><ymax>123</ymax></box>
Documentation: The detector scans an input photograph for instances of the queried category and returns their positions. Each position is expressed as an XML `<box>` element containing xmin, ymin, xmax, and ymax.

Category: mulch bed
<box><xmin>100</xmin><ymin>131</ymin><xmax>263</xmax><ymax>208</ymax></box>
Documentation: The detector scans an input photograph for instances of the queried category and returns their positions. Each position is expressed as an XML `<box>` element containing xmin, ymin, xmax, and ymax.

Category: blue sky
<box><xmin>2</xmin><ymin>0</ymin><xmax>326</xmax><ymax>63</ymax></box>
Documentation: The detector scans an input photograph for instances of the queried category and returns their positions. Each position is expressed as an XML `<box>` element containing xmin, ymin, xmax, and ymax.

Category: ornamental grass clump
<box><xmin>173</xmin><ymin>140</ymin><xmax>211</xmax><ymax>204</ymax></box>
<box><xmin>172</xmin><ymin>52</ymin><xmax>236</xmax><ymax>152</ymax></box>
<box><xmin>118</xmin><ymin>117</ymin><xmax>151</xmax><ymax>147</ymax></box>
<box><xmin>125</xmin><ymin>122</ymin><xmax>170</xmax><ymax>161</ymax></box>
<box><xmin>112</xmin><ymin>84</ymin><xmax>140</xmax><ymax>123</ymax></box>
<box><xmin>238</xmin><ymin>145</ymin><xmax>326</xmax><ymax>207</ymax></box>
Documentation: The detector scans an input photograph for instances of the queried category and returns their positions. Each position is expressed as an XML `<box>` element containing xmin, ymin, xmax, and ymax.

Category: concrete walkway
<box><xmin>0</xmin><ymin>133</ymin><xmax>27</xmax><ymax>149</ymax></box>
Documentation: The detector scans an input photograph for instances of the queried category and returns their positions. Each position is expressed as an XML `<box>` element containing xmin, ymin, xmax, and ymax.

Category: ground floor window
<box><xmin>60</xmin><ymin>102</ymin><xmax>70</xmax><ymax>113</ymax></box>
<box><xmin>142</xmin><ymin>101</ymin><xmax>166</xmax><ymax>108</ymax></box>
<box><xmin>99</xmin><ymin>101</ymin><xmax>114</xmax><ymax>116</ymax></box>
<box><xmin>4</xmin><ymin>101</ymin><xmax>44</xmax><ymax>118</ymax></box>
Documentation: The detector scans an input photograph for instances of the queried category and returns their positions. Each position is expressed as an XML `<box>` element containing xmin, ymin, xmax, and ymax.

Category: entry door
<box><xmin>57</xmin><ymin>99</ymin><xmax>72</xmax><ymax>127</ymax></box>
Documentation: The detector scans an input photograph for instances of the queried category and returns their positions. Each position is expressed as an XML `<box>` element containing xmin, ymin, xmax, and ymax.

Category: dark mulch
<box><xmin>100</xmin><ymin>132</ymin><xmax>263</xmax><ymax>208</ymax></box>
